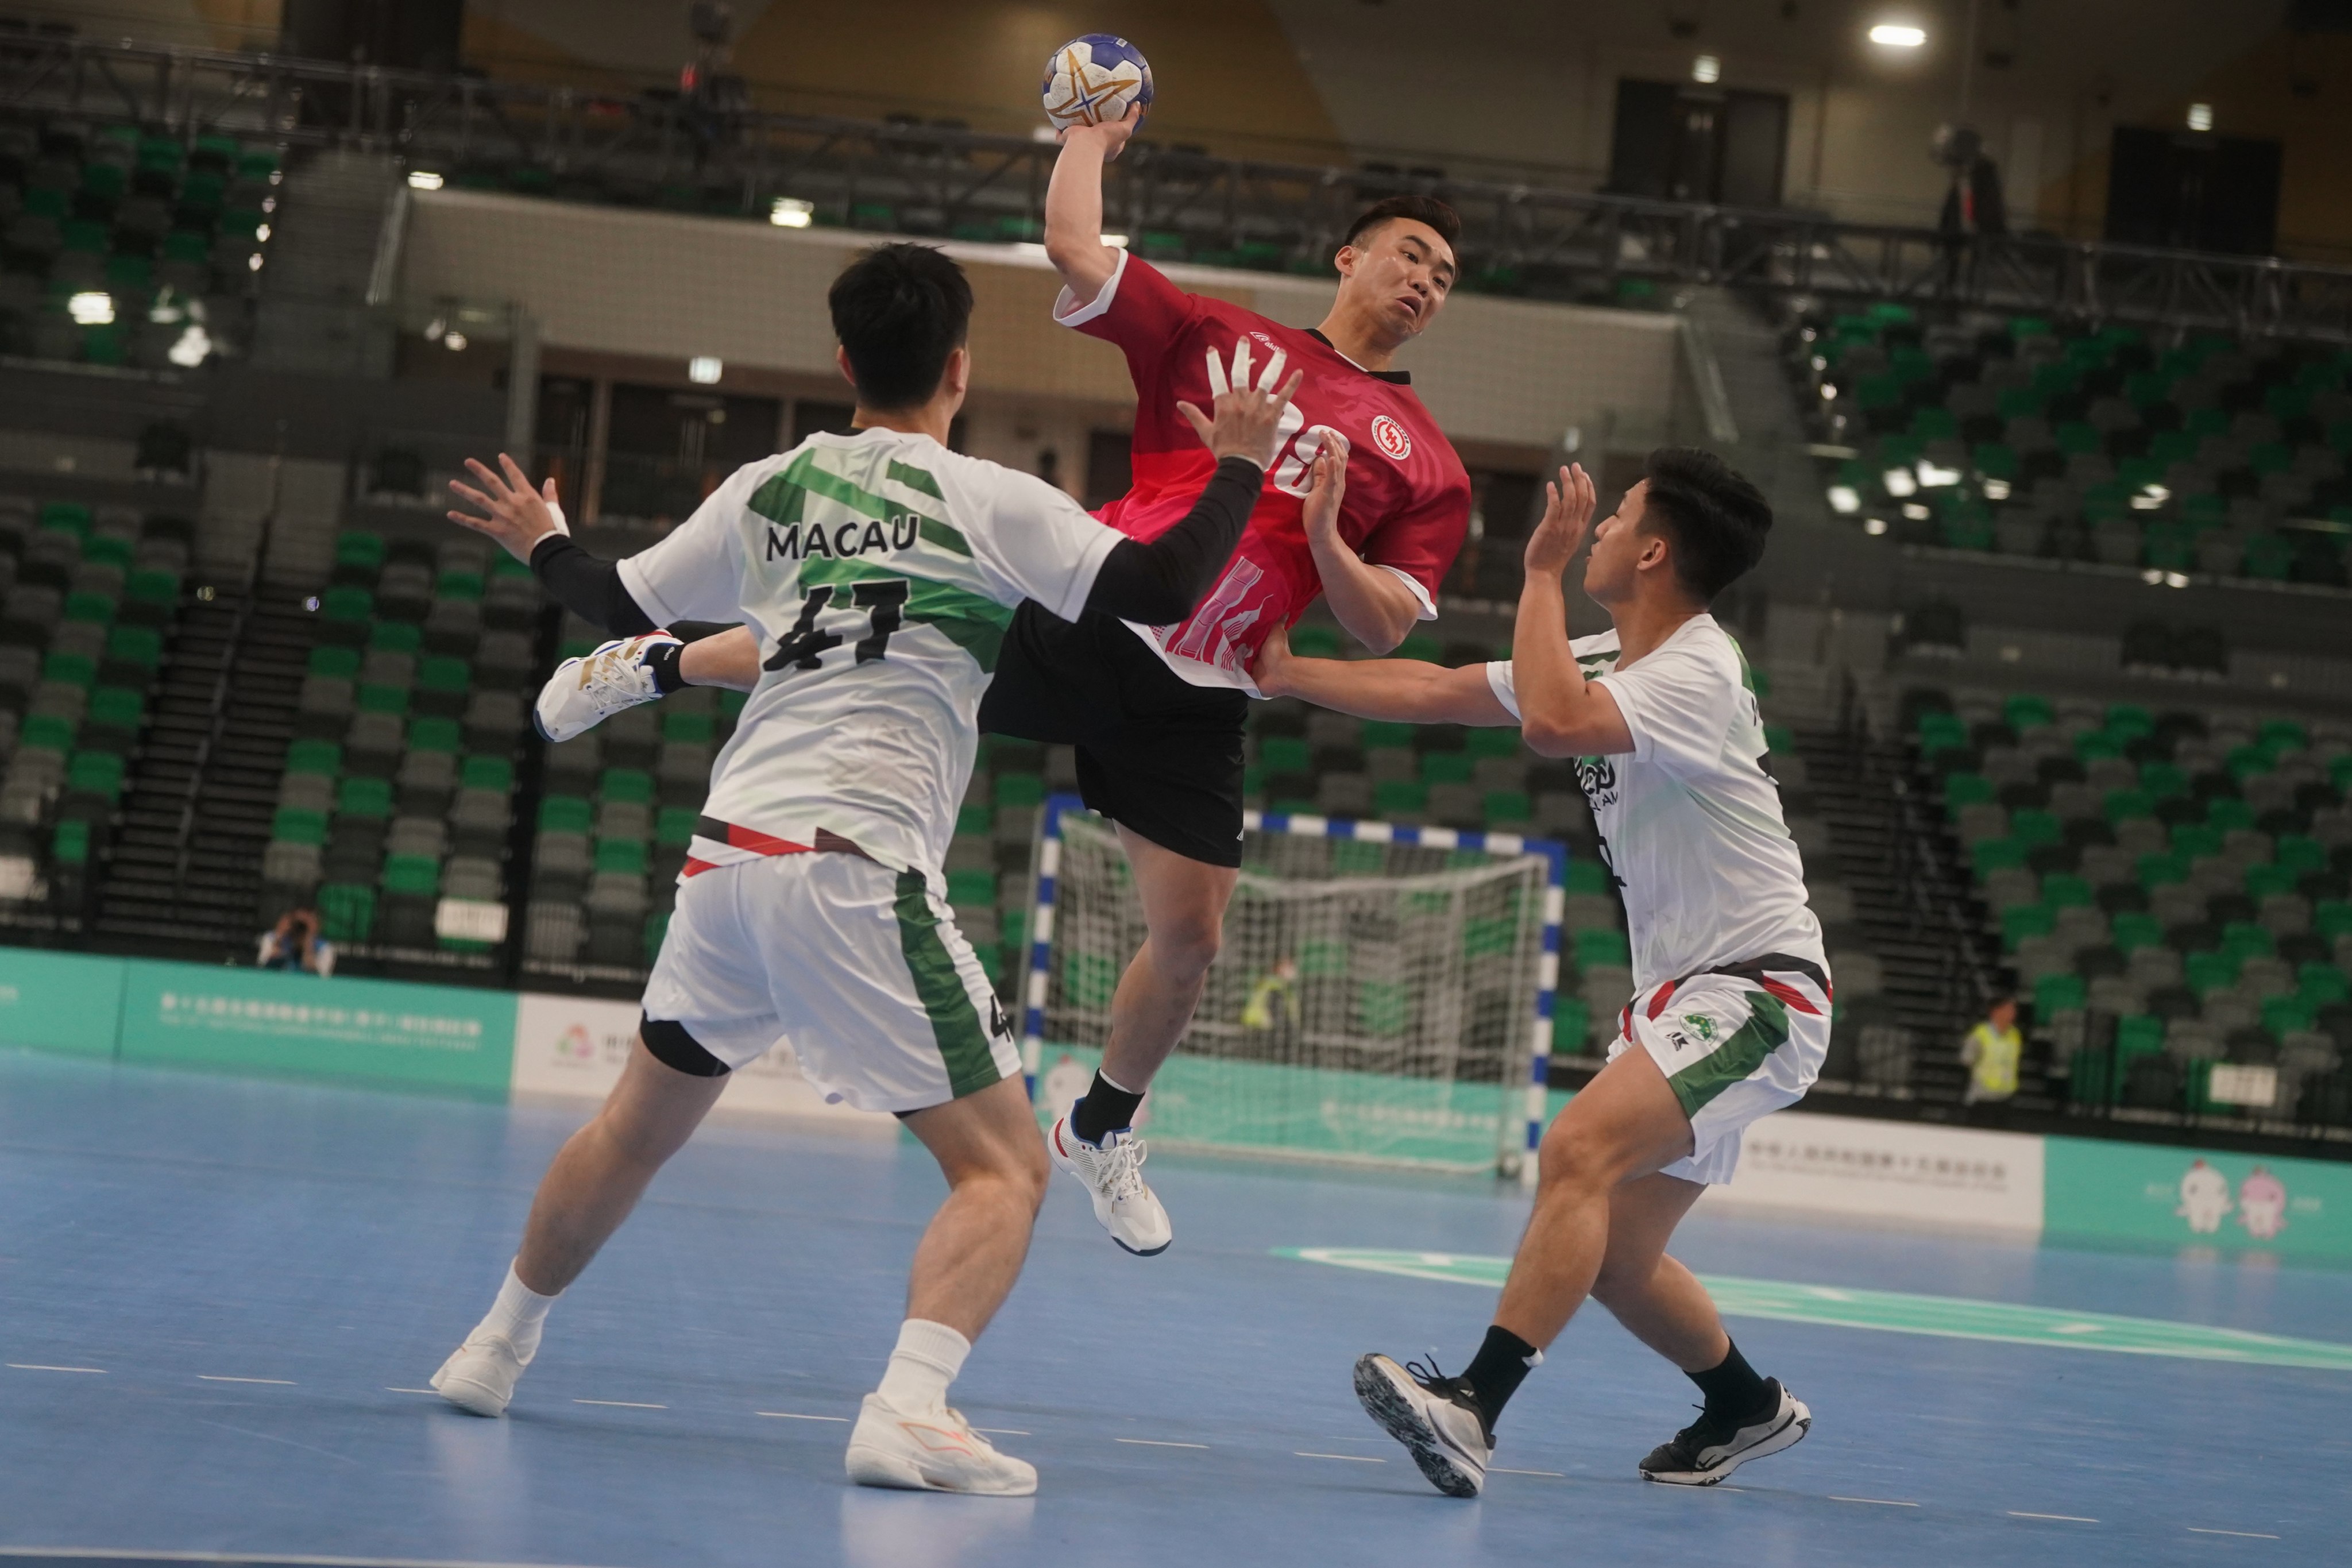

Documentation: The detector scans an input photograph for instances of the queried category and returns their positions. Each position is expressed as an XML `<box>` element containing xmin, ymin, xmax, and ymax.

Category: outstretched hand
<box><xmin>1298</xmin><ymin>434</ymin><xmax>1349</xmax><ymax>545</ymax></box>
<box><xmin>1249</xmin><ymin>623</ymin><xmax>1295</xmax><ymax>697</ymax></box>
<box><xmin>1523</xmin><ymin>462</ymin><xmax>1596</xmax><ymax>578</ymax></box>
<box><xmin>448</xmin><ymin>454</ymin><xmax>567</xmax><ymax>564</ymax></box>
<box><xmin>1177</xmin><ymin>339</ymin><xmax>1305</xmax><ymax>473</ymax></box>
<box><xmin>1056</xmin><ymin>99</ymin><xmax>1141</xmax><ymax>161</ymax></box>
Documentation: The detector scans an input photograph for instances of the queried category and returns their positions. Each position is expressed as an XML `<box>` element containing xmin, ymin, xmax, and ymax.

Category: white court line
<box><xmin>1296</xmin><ymin>1451</ymin><xmax>1385</xmax><ymax>1462</ymax></box>
<box><xmin>1115</xmin><ymin>1438</ymin><xmax>1208</xmax><ymax>1449</ymax></box>
<box><xmin>975</xmin><ymin>1428</ymin><xmax>1028</xmax><ymax>1436</ymax></box>
<box><xmin>1492</xmin><ymin>1467</ymin><xmax>1566</xmax><ymax>1477</ymax></box>
<box><xmin>2188</xmin><ymin>1528</ymin><xmax>2281</xmax><ymax>1539</ymax></box>
<box><xmin>573</xmin><ymin>1399</ymin><xmax>665</xmax><ymax>1409</ymax></box>
<box><xmin>2010</xmin><ymin>1512</ymin><xmax>2099</xmax><ymax>1523</ymax></box>
<box><xmin>756</xmin><ymin>1411</ymin><xmax>848</xmax><ymax>1422</ymax></box>
<box><xmin>199</xmin><ymin>1376</ymin><xmax>295</xmax><ymax>1385</ymax></box>
<box><xmin>7</xmin><ymin>1363</ymin><xmax>106</xmax><ymax>1373</ymax></box>
<box><xmin>1829</xmin><ymin>1496</ymin><xmax>1919</xmax><ymax>1507</ymax></box>
<box><xmin>385</xmin><ymin>1387</ymin><xmax>438</xmax><ymax>1394</ymax></box>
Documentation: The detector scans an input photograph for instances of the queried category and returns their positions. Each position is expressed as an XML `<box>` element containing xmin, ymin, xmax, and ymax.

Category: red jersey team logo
<box><xmin>1370</xmin><ymin>414</ymin><xmax>1412</xmax><ymax>462</ymax></box>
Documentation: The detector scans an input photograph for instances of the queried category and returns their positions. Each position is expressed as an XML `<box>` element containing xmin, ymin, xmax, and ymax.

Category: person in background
<box><xmin>257</xmin><ymin>907</ymin><xmax>334</xmax><ymax>976</ymax></box>
<box><xmin>1960</xmin><ymin>994</ymin><xmax>2021</xmax><ymax>1108</ymax></box>
<box><xmin>1241</xmin><ymin>955</ymin><xmax>1300</xmax><ymax>1032</ymax></box>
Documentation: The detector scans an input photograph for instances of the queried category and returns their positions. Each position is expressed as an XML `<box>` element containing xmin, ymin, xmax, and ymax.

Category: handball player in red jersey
<box><xmin>496</xmin><ymin>106</ymin><xmax>1473</xmax><ymax>1256</ymax></box>
<box><xmin>999</xmin><ymin>106</ymin><xmax>1470</xmax><ymax>1252</ymax></box>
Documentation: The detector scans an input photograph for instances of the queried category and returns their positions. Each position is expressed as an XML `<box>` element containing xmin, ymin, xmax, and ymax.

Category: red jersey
<box><xmin>1055</xmin><ymin>252</ymin><xmax>1470</xmax><ymax>688</ymax></box>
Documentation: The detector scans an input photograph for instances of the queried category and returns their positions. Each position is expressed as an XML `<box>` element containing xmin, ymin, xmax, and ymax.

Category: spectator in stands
<box><xmin>257</xmin><ymin>907</ymin><xmax>335</xmax><ymax>977</ymax></box>
<box><xmin>1960</xmin><ymin>993</ymin><xmax>2021</xmax><ymax>1109</ymax></box>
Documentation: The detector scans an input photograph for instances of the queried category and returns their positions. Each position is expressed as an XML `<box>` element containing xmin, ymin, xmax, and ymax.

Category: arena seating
<box><xmin>1800</xmin><ymin>304</ymin><xmax>2352</xmax><ymax>588</ymax></box>
<box><xmin>0</xmin><ymin>114</ymin><xmax>275</xmax><ymax>369</ymax></box>
<box><xmin>1910</xmin><ymin>682</ymin><xmax>2352</xmax><ymax>1120</ymax></box>
<box><xmin>255</xmin><ymin>531</ymin><xmax>537</xmax><ymax>955</ymax></box>
<box><xmin>0</xmin><ymin>496</ymin><xmax>184</xmax><ymax>917</ymax></box>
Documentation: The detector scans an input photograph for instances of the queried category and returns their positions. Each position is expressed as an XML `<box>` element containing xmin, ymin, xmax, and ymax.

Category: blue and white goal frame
<box><xmin>1018</xmin><ymin>792</ymin><xmax>1569</xmax><ymax>1185</ymax></box>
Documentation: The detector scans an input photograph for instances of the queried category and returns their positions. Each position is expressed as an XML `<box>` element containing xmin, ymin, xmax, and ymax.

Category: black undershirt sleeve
<box><xmin>1081</xmin><ymin>455</ymin><xmax>1265</xmax><ymax>624</ymax></box>
<box><xmin>529</xmin><ymin>534</ymin><xmax>659</xmax><ymax>636</ymax></box>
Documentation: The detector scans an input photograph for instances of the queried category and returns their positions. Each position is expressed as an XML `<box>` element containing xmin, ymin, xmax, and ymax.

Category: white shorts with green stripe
<box><xmin>1606</xmin><ymin>963</ymin><xmax>1832</xmax><ymax>1186</ymax></box>
<box><xmin>641</xmin><ymin>852</ymin><xmax>1020</xmax><ymax>1115</ymax></box>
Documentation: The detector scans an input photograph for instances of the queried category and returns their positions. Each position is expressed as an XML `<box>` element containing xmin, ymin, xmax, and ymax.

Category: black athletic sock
<box><xmin>643</xmin><ymin>638</ymin><xmax>687</xmax><ymax>694</ymax></box>
<box><xmin>1461</xmin><ymin>1324</ymin><xmax>1541</xmax><ymax>1426</ymax></box>
<box><xmin>1069</xmin><ymin>1070</ymin><xmax>1144</xmax><ymax>1144</ymax></box>
<box><xmin>1687</xmin><ymin>1339</ymin><xmax>1772</xmax><ymax>1421</ymax></box>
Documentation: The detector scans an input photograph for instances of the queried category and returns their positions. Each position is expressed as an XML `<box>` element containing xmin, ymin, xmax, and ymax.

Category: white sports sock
<box><xmin>475</xmin><ymin>1262</ymin><xmax>559</xmax><ymax>1365</ymax></box>
<box><xmin>875</xmin><ymin>1318</ymin><xmax>971</xmax><ymax>1413</ymax></box>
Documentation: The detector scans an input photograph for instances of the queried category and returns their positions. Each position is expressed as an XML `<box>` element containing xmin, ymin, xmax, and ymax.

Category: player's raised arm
<box><xmin>1297</xmin><ymin>440</ymin><xmax>1425</xmax><ymax>654</ymax></box>
<box><xmin>1509</xmin><ymin>463</ymin><xmax>1633</xmax><ymax>758</ymax></box>
<box><xmin>1250</xmin><ymin>624</ymin><xmax>1513</xmax><ymax>727</ymax></box>
<box><xmin>1044</xmin><ymin>103</ymin><xmax>1138</xmax><ymax>302</ymax></box>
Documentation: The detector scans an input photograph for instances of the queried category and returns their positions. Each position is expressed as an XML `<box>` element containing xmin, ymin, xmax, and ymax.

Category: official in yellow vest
<box><xmin>1960</xmin><ymin>995</ymin><xmax>2022</xmax><ymax>1105</ymax></box>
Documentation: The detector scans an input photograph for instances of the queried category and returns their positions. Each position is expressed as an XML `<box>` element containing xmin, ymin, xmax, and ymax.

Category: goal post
<box><xmin>1018</xmin><ymin>794</ymin><xmax>1565</xmax><ymax>1184</ymax></box>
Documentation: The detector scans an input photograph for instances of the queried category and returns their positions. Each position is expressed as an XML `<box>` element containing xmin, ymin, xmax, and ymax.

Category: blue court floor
<box><xmin>2</xmin><ymin>1046</ymin><xmax>2346</xmax><ymax>1568</ymax></box>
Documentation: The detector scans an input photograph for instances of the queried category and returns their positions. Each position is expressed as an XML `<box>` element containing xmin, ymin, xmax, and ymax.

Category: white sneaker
<box><xmin>1637</xmin><ymin>1379</ymin><xmax>1812</xmax><ymax>1485</ymax></box>
<box><xmin>1353</xmin><ymin>1353</ymin><xmax>1493</xmax><ymax>1498</ymax></box>
<box><xmin>431</xmin><ymin>1332</ymin><xmax>525</xmax><ymax>1417</ymax></box>
<box><xmin>1048</xmin><ymin>1107</ymin><xmax>1172</xmax><ymax>1256</ymax></box>
<box><xmin>534</xmin><ymin>632</ymin><xmax>681</xmax><ymax>743</ymax></box>
<box><xmin>844</xmin><ymin>1393</ymin><xmax>1038</xmax><ymax>1496</ymax></box>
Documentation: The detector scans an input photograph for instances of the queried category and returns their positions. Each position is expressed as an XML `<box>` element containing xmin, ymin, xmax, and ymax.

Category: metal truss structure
<box><xmin>12</xmin><ymin>33</ymin><xmax>2352</xmax><ymax>345</ymax></box>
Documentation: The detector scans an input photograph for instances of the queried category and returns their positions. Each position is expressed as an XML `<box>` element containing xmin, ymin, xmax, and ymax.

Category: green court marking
<box><xmin>1277</xmin><ymin>1248</ymin><xmax>2352</xmax><ymax>1372</ymax></box>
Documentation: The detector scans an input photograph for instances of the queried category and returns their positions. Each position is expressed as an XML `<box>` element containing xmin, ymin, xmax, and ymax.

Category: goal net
<box><xmin>1019</xmin><ymin>798</ymin><xmax>1565</xmax><ymax>1178</ymax></box>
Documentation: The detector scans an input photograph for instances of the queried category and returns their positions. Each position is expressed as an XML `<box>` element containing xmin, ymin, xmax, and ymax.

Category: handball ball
<box><xmin>1041</xmin><ymin>34</ymin><xmax>1153</xmax><ymax>133</ymax></box>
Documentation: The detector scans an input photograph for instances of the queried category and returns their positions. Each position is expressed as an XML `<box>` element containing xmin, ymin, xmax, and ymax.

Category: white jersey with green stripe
<box><xmin>617</xmin><ymin>427</ymin><xmax>1120</xmax><ymax>884</ymax></box>
<box><xmin>1484</xmin><ymin>613</ymin><xmax>1824</xmax><ymax>991</ymax></box>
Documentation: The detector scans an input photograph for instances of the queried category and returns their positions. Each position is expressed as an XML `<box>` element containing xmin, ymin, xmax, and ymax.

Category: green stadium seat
<box><xmin>947</xmin><ymin>868</ymin><xmax>997</xmax><ymax>905</ymax></box>
<box><xmin>308</xmin><ymin>646</ymin><xmax>361</xmax><ymax>679</ymax></box>
<box><xmin>2112</xmin><ymin>911</ymin><xmax>2164</xmax><ymax>952</ymax></box>
<box><xmin>995</xmin><ymin>772</ymin><xmax>1044</xmax><ymax>808</ymax></box>
<box><xmin>2042</xmin><ymin>874</ymin><xmax>2092</xmax><ymax>909</ymax></box>
<box><xmin>271</xmin><ymin>808</ymin><xmax>327</xmax><ymax>845</ymax></box>
<box><xmin>2185</xmin><ymin>952</ymin><xmax>2239</xmax><ymax>996</ymax></box>
<box><xmin>381</xmin><ymin>855</ymin><xmax>439</xmax><ymax>896</ymax></box>
<box><xmin>2011</xmin><ymin>809</ymin><xmax>2061</xmax><ymax>847</ymax></box>
<box><xmin>337</xmin><ymin>776</ymin><xmax>392</xmax><ymax>817</ymax></box>
<box><xmin>1483</xmin><ymin>790</ymin><xmax>1532</xmax><ymax>826</ymax></box>
<box><xmin>369</xmin><ymin>619</ymin><xmax>422</xmax><ymax>654</ymax></box>
<box><xmin>1420</xmin><ymin>752</ymin><xmax>1472</xmax><ymax>785</ymax></box>
<box><xmin>1258</xmin><ymin>736</ymin><xmax>1310</xmax><ymax>773</ymax></box>
<box><xmin>2001</xmin><ymin>904</ymin><xmax>2054</xmax><ymax>948</ymax></box>
<box><xmin>656</xmin><ymin>808</ymin><xmax>698</xmax><ymax>846</ymax></box>
<box><xmin>408</xmin><ymin>716</ymin><xmax>461</xmax><ymax>754</ymax></box>
<box><xmin>594</xmin><ymin>839</ymin><xmax>647</xmax><ymax>875</ymax></box>
<box><xmin>1466</xmin><ymin>728</ymin><xmax>1520</xmax><ymax>759</ymax></box>
<box><xmin>1373</xmin><ymin>779</ymin><xmax>1427</xmax><ymax>817</ymax></box>
<box><xmin>2003</xmin><ymin>694</ymin><xmax>2054</xmax><ymax>731</ymax></box>
<box><xmin>539</xmin><ymin>795</ymin><xmax>592</xmax><ymax>834</ymax></box>
<box><xmin>2034</xmin><ymin>974</ymin><xmax>2087</xmax><ymax>1014</ymax></box>
<box><xmin>1289</xmin><ymin>625</ymin><xmax>1344</xmax><ymax>658</ymax></box>
<box><xmin>285</xmin><ymin>739</ymin><xmax>341</xmax><ymax>777</ymax></box>
<box><xmin>1572</xmin><ymin>928</ymin><xmax>1631</xmax><ymax>968</ymax></box>
<box><xmin>598</xmin><ymin>768</ymin><xmax>652</xmax><ymax>804</ymax></box>
<box><xmin>460</xmin><ymin>754</ymin><xmax>513</xmax><ymax>792</ymax></box>
<box><xmin>662</xmin><ymin>710</ymin><xmax>715</xmax><ymax>744</ymax></box>
<box><xmin>1972</xmin><ymin>837</ymin><xmax>2027</xmax><ymax>874</ymax></box>
<box><xmin>956</xmin><ymin>803</ymin><xmax>990</xmax><ymax>837</ymax></box>
<box><xmin>1564</xmin><ymin>860</ymin><xmax>1610</xmax><ymax>895</ymax></box>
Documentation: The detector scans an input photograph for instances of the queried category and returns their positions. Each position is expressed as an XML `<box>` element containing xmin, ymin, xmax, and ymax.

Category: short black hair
<box><xmin>1639</xmin><ymin>447</ymin><xmax>1772</xmax><ymax>602</ymax></box>
<box><xmin>827</xmin><ymin>243</ymin><xmax>973</xmax><ymax>411</ymax></box>
<box><xmin>1342</xmin><ymin>194</ymin><xmax>1461</xmax><ymax>255</ymax></box>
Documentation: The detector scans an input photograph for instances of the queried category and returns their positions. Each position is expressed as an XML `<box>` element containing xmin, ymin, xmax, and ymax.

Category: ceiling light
<box><xmin>1981</xmin><ymin>477</ymin><xmax>2011</xmax><ymax>500</ymax></box>
<box><xmin>1883</xmin><ymin>467</ymin><xmax>1918</xmax><ymax>497</ymax></box>
<box><xmin>1826</xmin><ymin>485</ymin><xmax>1860</xmax><ymax>514</ymax></box>
<box><xmin>1916</xmin><ymin>460</ymin><xmax>1962</xmax><ymax>487</ymax></box>
<box><xmin>769</xmin><ymin>196</ymin><xmax>813</xmax><ymax>228</ymax></box>
<box><xmin>445</xmin><ymin>331</ymin><xmax>468</xmax><ymax>352</ymax></box>
<box><xmin>2187</xmin><ymin>103</ymin><xmax>2213</xmax><ymax>132</ymax></box>
<box><xmin>1693</xmin><ymin>55</ymin><xmax>1721</xmax><ymax>84</ymax></box>
<box><xmin>68</xmin><ymin>291</ymin><xmax>114</xmax><ymax>325</ymax></box>
<box><xmin>1901</xmin><ymin>501</ymin><xmax>1932</xmax><ymax>519</ymax></box>
<box><xmin>689</xmin><ymin>356</ymin><xmax>723</xmax><ymax>384</ymax></box>
<box><xmin>1870</xmin><ymin>23</ymin><xmax>1927</xmax><ymax>47</ymax></box>
<box><xmin>408</xmin><ymin>169</ymin><xmax>444</xmax><ymax>191</ymax></box>
<box><xmin>1863</xmin><ymin>516</ymin><xmax>1889</xmax><ymax>535</ymax></box>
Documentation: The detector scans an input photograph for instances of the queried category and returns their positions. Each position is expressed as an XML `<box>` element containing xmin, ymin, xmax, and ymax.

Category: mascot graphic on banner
<box><xmin>2176</xmin><ymin>1158</ymin><xmax>2233</xmax><ymax>1234</ymax></box>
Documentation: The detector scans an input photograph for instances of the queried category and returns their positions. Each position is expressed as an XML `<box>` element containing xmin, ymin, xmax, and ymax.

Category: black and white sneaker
<box><xmin>1637</xmin><ymin>1378</ymin><xmax>1811</xmax><ymax>1486</ymax></box>
<box><xmin>1353</xmin><ymin>1353</ymin><xmax>1493</xmax><ymax>1498</ymax></box>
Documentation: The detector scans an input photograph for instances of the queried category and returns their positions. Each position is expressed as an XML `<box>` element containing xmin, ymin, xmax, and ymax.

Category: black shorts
<box><xmin>978</xmin><ymin>604</ymin><xmax>1249</xmax><ymax>868</ymax></box>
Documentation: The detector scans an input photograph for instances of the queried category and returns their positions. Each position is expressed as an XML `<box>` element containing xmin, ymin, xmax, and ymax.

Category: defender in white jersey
<box><xmin>424</xmin><ymin>244</ymin><xmax>1300</xmax><ymax>1496</ymax></box>
<box><xmin>1254</xmin><ymin>449</ymin><xmax>1825</xmax><ymax>1499</ymax></box>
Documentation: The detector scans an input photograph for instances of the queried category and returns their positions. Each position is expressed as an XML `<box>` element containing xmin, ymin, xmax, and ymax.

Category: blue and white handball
<box><xmin>1040</xmin><ymin>34</ymin><xmax>1153</xmax><ymax>133</ymax></box>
